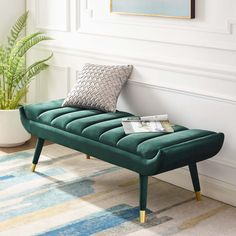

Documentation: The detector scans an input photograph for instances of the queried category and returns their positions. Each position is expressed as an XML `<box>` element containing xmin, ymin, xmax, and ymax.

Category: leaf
<box><xmin>25</xmin><ymin>63</ymin><xmax>49</xmax><ymax>83</ymax></box>
<box><xmin>8</xmin><ymin>87</ymin><xmax>28</xmax><ymax>109</ymax></box>
<box><xmin>7</xmin><ymin>11</ymin><xmax>28</xmax><ymax>51</ymax></box>
<box><xmin>14</xmin><ymin>59</ymin><xmax>51</xmax><ymax>92</ymax></box>
<box><xmin>7</xmin><ymin>33</ymin><xmax>52</xmax><ymax>81</ymax></box>
<box><xmin>19</xmin><ymin>35</ymin><xmax>52</xmax><ymax>57</ymax></box>
<box><xmin>11</xmin><ymin>32</ymin><xmax>52</xmax><ymax>58</ymax></box>
<box><xmin>22</xmin><ymin>53</ymin><xmax>53</xmax><ymax>80</ymax></box>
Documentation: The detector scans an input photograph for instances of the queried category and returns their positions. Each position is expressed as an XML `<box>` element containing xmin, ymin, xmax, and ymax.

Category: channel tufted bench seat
<box><xmin>20</xmin><ymin>99</ymin><xmax>224</xmax><ymax>223</ymax></box>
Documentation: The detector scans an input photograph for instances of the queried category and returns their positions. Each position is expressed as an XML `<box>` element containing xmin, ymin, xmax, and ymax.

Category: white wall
<box><xmin>26</xmin><ymin>0</ymin><xmax>236</xmax><ymax>206</ymax></box>
<box><xmin>0</xmin><ymin>0</ymin><xmax>25</xmax><ymax>43</ymax></box>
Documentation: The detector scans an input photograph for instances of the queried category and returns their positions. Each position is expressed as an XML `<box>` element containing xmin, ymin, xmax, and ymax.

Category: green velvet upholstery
<box><xmin>139</xmin><ymin>175</ymin><xmax>148</xmax><ymax>210</ymax></box>
<box><xmin>19</xmin><ymin>99</ymin><xmax>224</xmax><ymax>222</ymax></box>
<box><xmin>20</xmin><ymin>99</ymin><xmax>224</xmax><ymax>175</ymax></box>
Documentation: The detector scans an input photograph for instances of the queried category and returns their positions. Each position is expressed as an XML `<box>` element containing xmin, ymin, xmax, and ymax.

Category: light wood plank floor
<box><xmin>0</xmin><ymin>136</ymin><xmax>52</xmax><ymax>155</ymax></box>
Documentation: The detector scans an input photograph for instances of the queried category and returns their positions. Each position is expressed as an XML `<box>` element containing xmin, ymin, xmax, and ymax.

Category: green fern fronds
<box><xmin>10</xmin><ymin>32</ymin><xmax>52</xmax><ymax>58</ymax></box>
<box><xmin>6</xmin><ymin>87</ymin><xmax>28</xmax><ymax>110</ymax></box>
<box><xmin>24</xmin><ymin>53</ymin><xmax>53</xmax><ymax>80</ymax></box>
<box><xmin>7</xmin><ymin>11</ymin><xmax>28</xmax><ymax>51</ymax></box>
<box><xmin>0</xmin><ymin>11</ymin><xmax>53</xmax><ymax>110</ymax></box>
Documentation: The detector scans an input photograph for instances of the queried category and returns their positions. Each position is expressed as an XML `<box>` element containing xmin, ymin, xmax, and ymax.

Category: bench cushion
<box><xmin>20</xmin><ymin>99</ymin><xmax>224</xmax><ymax>175</ymax></box>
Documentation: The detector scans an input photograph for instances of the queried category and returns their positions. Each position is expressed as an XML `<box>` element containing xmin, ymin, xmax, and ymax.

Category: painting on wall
<box><xmin>110</xmin><ymin>0</ymin><xmax>195</xmax><ymax>19</ymax></box>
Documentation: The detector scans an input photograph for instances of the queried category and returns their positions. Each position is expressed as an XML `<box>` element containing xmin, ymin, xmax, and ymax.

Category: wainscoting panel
<box><xmin>36</xmin><ymin>66</ymin><xmax>70</xmax><ymax>102</ymax></box>
<box><xmin>76</xmin><ymin>0</ymin><xmax>236</xmax><ymax>50</ymax></box>
<box><xmin>35</xmin><ymin>45</ymin><xmax>236</xmax><ymax>104</ymax></box>
<box><xmin>35</xmin><ymin>0</ymin><xmax>70</xmax><ymax>31</ymax></box>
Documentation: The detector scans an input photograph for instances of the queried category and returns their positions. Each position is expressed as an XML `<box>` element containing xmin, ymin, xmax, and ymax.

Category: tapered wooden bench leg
<box><xmin>139</xmin><ymin>175</ymin><xmax>148</xmax><ymax>223</ymax></box>
<box><xmin>189</xmin><ymin>163</ymin><xmax>201</xmax><ymax>201</ymax></box>
<box><xmin>31</xmin><ymin>138</ymin><xmax>45</xmax><ymax>172</ymax></box>
<box><xmin>86</xmin><ymin>154</ymin><xmax>90</xmax><ymax>159</ymax></box>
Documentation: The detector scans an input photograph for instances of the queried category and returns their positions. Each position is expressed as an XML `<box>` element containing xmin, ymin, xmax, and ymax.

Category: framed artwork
<box><xmin>110</xmin><ymin>0</ymin><xmax>195</xmax><ymax>19</ymax></box>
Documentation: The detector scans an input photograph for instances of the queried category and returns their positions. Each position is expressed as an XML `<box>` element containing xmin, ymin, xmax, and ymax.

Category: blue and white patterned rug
<box><xmin>0</xmin><ymin>144</ymin><xmax>235</xmax><ymax>236</ymax></box>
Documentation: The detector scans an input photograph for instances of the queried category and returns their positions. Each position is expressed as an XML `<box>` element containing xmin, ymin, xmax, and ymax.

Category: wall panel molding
<box><xmin>128</xmin><ymin>80</ymin><xmax>236</xmax><ymax>105</ymax></box>
<box><xmin>86</xmin><ymin>16</ymin><xmax>236</xmax><ymax>36</ymax></box>
<box><xmin>36</xmin><ymin>65</ymin><xmax>70</xmax><ymax>102</ymax></box>
<box><xmin>75</xmin><ymin>0</ymin><xmax>93</xmax><ymax>31</ymax></box>
<box><xmin>38</xmin><ymin>44</ymin><xmax>236</xmax><ymax>83</ymax></box>
<box><xmin>35</xmin><ymin>44</ymin><xmax>236</xmax><ymax>104</ymax></box>
<box><xmin>80</xmin><ymin>0</ymin><xmax>234</xmax><ymax>35</ymax></box>
<box><xmin>228</xmin><ymin>19</ymin><xmax>236</xmax><ymax>34</ymax></box>
<box><xmin>75</xmin><ymin>0</ymin><xmax>81</xmax><ymax>30</ymax></box>
<box><xmin>77</xmin><ymin>22</ymin><xmax>236</xmax><ymax>51</ymax></box>
<box><xmin>75</xmin><ymin>1</ymin><xmax>236</xmax><ymax>51</ymax></box>
<box><xmin>35</xmin><ymin>44</ymin><xmax>236</xmax><ymax>106</ymax></box>
<box><xmin>35</xmin><ymin>0</ymin><xmax>71</xmax><ymax>31</ymax></box>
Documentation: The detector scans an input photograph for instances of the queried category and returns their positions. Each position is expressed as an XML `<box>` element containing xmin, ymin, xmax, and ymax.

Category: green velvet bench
<box><xmin>20</xmin><ymin>99</ymin><xmax>224</xmax><ymax>223</ymax></box>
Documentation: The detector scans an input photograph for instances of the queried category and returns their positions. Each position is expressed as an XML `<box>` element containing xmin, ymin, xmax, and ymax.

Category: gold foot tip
<box><xmin>31</xmin><ymin>164</ymin><xmax>36</xmax><ymax>172</ymax></box>
<box><xmin>195</xmin><ymin>191</ymin><xmax>201</xmax><ymax>201</ymax></box>
<box><xmin>139</xmin><ymin>210</ymin><xmax>146</xmax><ymax>223</ymax></box>
<box><xmin>86</xmin><ymin>154</ymin><xmax>91</xmax><ymax>159</ymax></box>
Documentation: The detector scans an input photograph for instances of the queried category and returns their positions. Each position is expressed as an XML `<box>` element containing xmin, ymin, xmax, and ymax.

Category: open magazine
<box><xmin>122</xmin><ymin>114</ymin><xmax>174</xmax><ymax>134</ymax></box>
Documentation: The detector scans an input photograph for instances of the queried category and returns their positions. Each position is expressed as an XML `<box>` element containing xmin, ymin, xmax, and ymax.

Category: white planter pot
<box><xmin>0</xmin><ymin>109</ymin><xmax>31</xmax><ymax>147</ymax></box>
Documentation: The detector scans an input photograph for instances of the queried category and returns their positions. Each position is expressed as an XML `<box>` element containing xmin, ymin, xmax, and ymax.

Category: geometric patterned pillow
<box><xmin>62</xmin><ymin>63</ymin><xmax>133</xmax><ymax>112</ymax></box>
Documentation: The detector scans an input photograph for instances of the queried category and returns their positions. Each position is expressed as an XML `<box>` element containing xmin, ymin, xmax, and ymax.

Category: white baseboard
<box><xmin>155</xmin><ymin>168</ymin><xmax>236</xmax><ymax>207</ymax></box>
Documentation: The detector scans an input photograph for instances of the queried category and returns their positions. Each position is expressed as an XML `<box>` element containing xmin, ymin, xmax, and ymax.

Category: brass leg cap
<box><xmin>140</xmin><ymin>210</ymin><xmax>146</xmax><ymax>223</ymax></box>
<box><xmin>31</xmin><ymin>164</ymin><xmax>36</xmax><ymax>172</ymax></box>
<box><xmin>86</xmin><ymin>154</ymin><xmax>91</xmax><ymax>159</ymax></box>
<box><xmin>195</xmin><ymin>191</ymin><xmax>201</xmax><ymax>201</ymax></box>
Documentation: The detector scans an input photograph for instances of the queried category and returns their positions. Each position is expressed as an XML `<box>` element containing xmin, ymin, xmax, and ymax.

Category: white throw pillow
<box><xmin>62</xmin><ymin>63</ymin><xmax>133</xmax><ymax>112</ymax></box>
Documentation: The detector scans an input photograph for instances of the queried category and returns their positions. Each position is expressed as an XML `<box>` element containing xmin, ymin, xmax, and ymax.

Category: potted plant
<box><xmin>0</xmin><ymin>11</ymin><xmax>52</xmax><ymax>147</ymax></box>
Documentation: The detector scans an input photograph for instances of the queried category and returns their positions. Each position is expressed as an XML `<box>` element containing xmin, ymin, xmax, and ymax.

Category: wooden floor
<box><xmin>0</xmin><ymin>136</ymin><xmax>52</xmax><ymax>155</ymax></box>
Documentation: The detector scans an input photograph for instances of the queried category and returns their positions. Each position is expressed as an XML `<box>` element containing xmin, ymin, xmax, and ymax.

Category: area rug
<box><xmin>0</xmin><ymin>144</ymin><xmax>236</xmax><ymax>236</ymax></box>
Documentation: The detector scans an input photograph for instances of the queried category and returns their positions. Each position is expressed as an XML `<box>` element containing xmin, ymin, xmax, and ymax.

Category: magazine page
<box><xmin>122</xmin><ymin>115</ymin><xmax>174</xmax><ymax>134</ymax></box>
<box><xmin>140</xmin><ymin>114</ymin><xmax>168</xmax><ymax>121</ymax></box>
